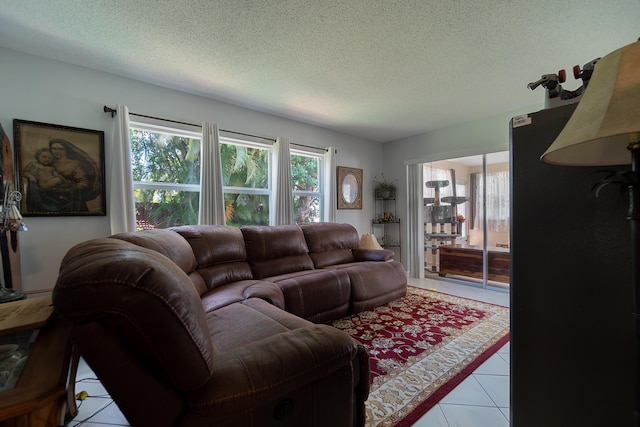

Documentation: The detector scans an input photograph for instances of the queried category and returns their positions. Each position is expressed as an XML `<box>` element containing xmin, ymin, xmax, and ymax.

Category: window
<box><xmin>291</xmin><ymin>150</ymin><xmax>322</xmax><ymax>224</ymax></box>
<box><xmin>130</xmin><ymin>123</ymin><xmax>201</xmax><ymax>230</ymax></box>
<box><xmin>219</xmin><ymin>138</ymin><xmax>325</xmax><ymax>226</ymax></box>
<box><xmin>220</xmin><ymin>137</ymin><xmax>272</xmax><ymax>226</ymax></box>
<box><xmin>130</xmin><ymin>121</ymin><xmax>326</xmax><ymax>228</ymax></box>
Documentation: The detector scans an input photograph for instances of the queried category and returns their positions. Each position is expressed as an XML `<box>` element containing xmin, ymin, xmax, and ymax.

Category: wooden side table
<box><xmin>0</xmin><ymin>297</ymin><xmax>77</xmax><ymax>427</ymax></box>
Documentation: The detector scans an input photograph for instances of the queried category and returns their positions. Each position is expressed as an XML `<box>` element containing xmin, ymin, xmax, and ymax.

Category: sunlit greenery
<box><xmin>291</xmin><ymin>154</ymin><xmax>320</xmax><ymax>223</ymax></box>
<box><xmin>220</xmin><ymin>143</ymin><xmax>270</xmax><ymax>226</ymax></box>
<box><xmin>131</xmin><ymin>130</ymin><xmax>322</xmax><ymax>228</ymax></box>
<box><xmin>131</xmin><ymin>129</ymin><xmax>200</xmax><ymax>229</ymax></box>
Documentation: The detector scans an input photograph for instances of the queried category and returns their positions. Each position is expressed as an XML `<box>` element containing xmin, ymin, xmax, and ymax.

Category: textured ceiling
<box><xmin>0</xmin><ymin>1</ymin><xmax>638</xmax><ymax>142</ymax></box>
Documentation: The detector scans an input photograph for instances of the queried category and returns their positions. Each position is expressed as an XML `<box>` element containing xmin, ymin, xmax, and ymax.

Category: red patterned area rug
<box><xmin>330</xmin><ymin>286</ymin><xmax>510</xmax><ymax>427</ymax></box>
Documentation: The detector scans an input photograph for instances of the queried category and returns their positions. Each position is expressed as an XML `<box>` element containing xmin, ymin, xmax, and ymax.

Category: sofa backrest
<box><xmin>111</xmin><ymin>226</ymin><xmax>256</xmax><ymax>296</ymax></box>
<box><xmin>241</xmin><ymin>225</ymin><xmax>314</xmax><ymax>279</ymax></box>
<box><xmin>53</xmin><ymin>238</ymin><xmax>216</xmax><ymax>392</ymax></box>
<box><xmin>171</xmin><ymin>225</ymin><xmax>254</xmax><ymax>293</ymax></box>
<box><xmin>301</xmin><ymin>222</ymin><xmax>359</xmax><ymax>268</ymax></box>
<box><xmin>110</xmin><ymin>229</ymin><xmax>210</xmax><ymax>294</ymax></box>
<box><xmin>110</xmin><ymin>228</ymin><xmax>197</xmax><ymax>273</ymax></box>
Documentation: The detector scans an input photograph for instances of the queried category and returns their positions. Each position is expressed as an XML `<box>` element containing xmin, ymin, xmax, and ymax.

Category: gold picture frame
<box><xmin>14</xmin><ymin>119</ymin><xmax>106</xmax><ymax>216</ymax></box>
<box><xmin>337</xmin><ymin>166</ymin><xmax>362</xmax><ymax>209</ymax></box>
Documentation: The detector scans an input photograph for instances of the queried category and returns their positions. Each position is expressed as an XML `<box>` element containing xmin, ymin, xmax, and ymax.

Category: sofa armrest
<box><xmin>353</xmin><ymin>248</ymin><xmax>394</xmax><ymax>262</ymax></box>
<box><xmin>242</xmin><ymin>281</ymin><xmax>285</xmax><ymax>309</ymax></box>
<box><xmin>187</xmin><ymin>324</ymin><xmax>367</xmax><ymax>414</ymax></box>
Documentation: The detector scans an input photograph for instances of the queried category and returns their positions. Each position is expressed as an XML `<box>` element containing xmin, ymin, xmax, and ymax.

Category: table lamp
<box><xmin>359</xmin><ymin>233</ymin><xmax>384</xmax><ymax>250</ymax></box>
<box><xmin>541</xmin><ymin>39</ymin><xmax>640</xmax><ymax>425</ymax></box>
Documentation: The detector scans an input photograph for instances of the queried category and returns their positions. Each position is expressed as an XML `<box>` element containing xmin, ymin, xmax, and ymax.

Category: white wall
<box><xmin>0</xmin><ymin>46</ymin><xmax>550</xmax><ymax>290</ymax></box>
<box><xmin>0</xmin><ymin>47</ymin><xmax>385</xmax><ymax>292</ymax></box>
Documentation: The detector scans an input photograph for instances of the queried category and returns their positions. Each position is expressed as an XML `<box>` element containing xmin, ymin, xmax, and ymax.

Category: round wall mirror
<box><xmin>342</xmin><ymin>173</ymin><xmax>358</xmax><ymax>203</ymax></box>
<box><xmin>337</xmin><ymin>166</ymin><xmax>362</xmax><ymax>209</ymax></box>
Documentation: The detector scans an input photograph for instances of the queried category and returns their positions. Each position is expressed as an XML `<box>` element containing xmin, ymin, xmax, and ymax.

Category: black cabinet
<box><xmin>510</xmin><ymin>103</ymin><xmax>633</xmax><ymax>426</ymax></box>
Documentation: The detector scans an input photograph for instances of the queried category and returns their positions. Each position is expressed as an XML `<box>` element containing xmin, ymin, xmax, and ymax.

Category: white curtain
<box><xmin>323</xmin><ymin>147</ymin><xmax>336</xmax><ymax>222</ymax></box>
<box><xmin>406</xmin><ymin>163</ymin><xmax>424</xmax><ymax>278</ymax></box>
<box><xmin>473</xmin><ymin>170</ymin><xmax>510</xmax><ymax>232</ymax></box>
<box><xmin>274</xmin><ymin>136</ymin><xmax>294</xmax><ymax>225</ymax></box>
<box><xmin>423</xmin><ymin>165</ymin><xmax>453</xmax><ymax>203</ymax></box>
<box><xmin>199</xmin><ymin>122</ymin><xmax>226</xmax><ymax>225</ymax></box>
<box><xmin>109</xmin><ymin>104</ymin><xmax>136</xmax><ymax>234</ymax></box>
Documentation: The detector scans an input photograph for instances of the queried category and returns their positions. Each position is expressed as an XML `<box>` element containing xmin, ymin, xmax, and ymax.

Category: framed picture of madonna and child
<box><xmin>13</xmin><ymin>119</ymin><xmax>106</xmax><ymax>216</ymax></box>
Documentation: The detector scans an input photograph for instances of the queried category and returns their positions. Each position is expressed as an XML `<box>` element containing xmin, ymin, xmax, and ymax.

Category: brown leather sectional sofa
<box><xmin>53</xmin><ymin>222</ymin><xmax>407</xmax><ymax>427</ymax></box>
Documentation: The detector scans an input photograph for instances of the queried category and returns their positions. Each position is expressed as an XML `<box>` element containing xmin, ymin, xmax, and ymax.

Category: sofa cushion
<box><xmin>266</xmin><ymin>269</ymin><xmax>351</xmax><ymax>323</ymax></box>
<box><xmin>328</xmin><ymin>261</ymin><xmax>408</xmax><ymax>313</ymax></box>
<box><xmin>190</xmin><ymin>298</ymin><xmax>369</xmax><ymax>425</ymax></box>
<box><xmin>200</xmin><ymin>280</ymin><xmax>285</xmax><ymax>312</ymax></box>
<box><xmin>172</xmin><ymin>225</ymin><xmax>254</xmax><ymax>293</ymax></box>
<box><xmin>241</xmin><ymin>225</ymin><xmax>314</xmax><ymax>278</ymax></box>
<box><xmin>353</xmin><ymin>248</ymin><xmax>395</xmax><ymax>262</ymax></box>
<box><xmin>205</xmin><ymin>298</ymin><xmax>314</xmax><ymax>352</ymax></box>
<box><xmin>301</xmin><ymin>222</ymin><xmax>360</xmax><ymax>268</ymax></box>
<box><xmin>110</xmin><ymin>229</ymin><xmax>197</xmax><ymax>275</ymax></box>
<box><xmin>111</xmin><ymin>229</ymin><xmax>209</xmax><ymax>295</ymax></box>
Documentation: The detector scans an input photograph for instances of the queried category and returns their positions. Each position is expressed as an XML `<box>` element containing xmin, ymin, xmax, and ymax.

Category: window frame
<box><xmin>291</xmin><ymin>147</ymin><xmax>324</xmax><ymax>224</ymax></box>
<box><xmin>129</xmin><ymin>120</ymin><xmax>202</xmax><ymax>229</ymax></box>
<box><xmin>129</xmin><ymin>119</ymin><xmax>328</xmax><ymax>227</ymax></box>
<box><xmin>219</xmin><ymin>135</ymin><xmax>274</xmax><ymax>226</ymax></box>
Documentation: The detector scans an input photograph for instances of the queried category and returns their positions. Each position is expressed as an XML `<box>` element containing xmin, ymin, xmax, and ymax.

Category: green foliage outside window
<box><xmin>220</xmin><ymin>143</ymin><xmax>270</xmax><ymax>226</ymax></box>
<box><xmin>291</xmin><ymin>154</ymin><xmax>320</xmax><ymax>223</ymax></box>
<box><xmin>131</xmin><ymin>129</ymin><xmax>323</xmax><ymax>228</ymax></box>
<box><xmin>131</xmin><ymin>129</ymin><xmax>200</xmax><ymax>229</ymax></box>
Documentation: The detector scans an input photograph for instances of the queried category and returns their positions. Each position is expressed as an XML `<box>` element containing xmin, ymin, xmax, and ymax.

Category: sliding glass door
<box><xmin>422</xmin><ymin>151</ymin><xmax>510</xmax><ymax>289</ymax></box>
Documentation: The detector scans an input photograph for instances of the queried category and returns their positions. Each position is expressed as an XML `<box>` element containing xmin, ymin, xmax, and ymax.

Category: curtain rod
<box><xmin>103</xmin><ymin>105</ymin><xmax>327</xmax><ymax>152</ymax></box>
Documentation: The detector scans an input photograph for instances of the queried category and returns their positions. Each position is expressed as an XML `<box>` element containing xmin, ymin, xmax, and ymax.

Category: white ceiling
<box><xmin>0</xmin><ymin>1</ymin><xmax>638</xmax><ymax>143</ymax></box>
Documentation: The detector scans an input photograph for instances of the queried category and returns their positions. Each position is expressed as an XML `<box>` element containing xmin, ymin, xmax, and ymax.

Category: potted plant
<box><xmin>373</xmin><ymin>173</ymin><xmax>396</xmax><ymax>199</ymax></box>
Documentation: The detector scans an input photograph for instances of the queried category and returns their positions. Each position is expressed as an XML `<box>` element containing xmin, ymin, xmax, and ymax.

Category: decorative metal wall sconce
<box><xmin>0</xmin><ymin>183</ymin><xmax>27</xmax><ymax>303</ymax></box>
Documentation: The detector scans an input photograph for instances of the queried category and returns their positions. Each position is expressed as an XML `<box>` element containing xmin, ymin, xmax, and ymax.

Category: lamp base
<box><xmin>0</xmin><ymin>286</ymin><xmax>26</xmax><ymax>303</ymax></box>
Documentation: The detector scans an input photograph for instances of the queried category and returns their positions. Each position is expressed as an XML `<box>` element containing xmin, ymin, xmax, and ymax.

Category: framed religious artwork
<box><xmin>13</xmin><ymin>119</ymin><xmax>106</xmax><ymax>216</ymax></box>
<box><xmin>337</xmin><ymin>166</ymin><xmax>363</xmax><ymax>209</ymax></box>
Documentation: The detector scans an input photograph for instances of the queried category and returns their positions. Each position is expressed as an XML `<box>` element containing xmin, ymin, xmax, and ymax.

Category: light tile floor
<box><xmin>410</xmin><ymin>277</ymin><xmax>510</xmax><ymax>427</ymax></box>
<box><xmin>66</xmin><ymin>277</ymin><xmax>510</xmax><ymax>427</ymax></box>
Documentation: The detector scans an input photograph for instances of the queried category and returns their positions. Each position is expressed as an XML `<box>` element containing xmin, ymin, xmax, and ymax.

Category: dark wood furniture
<box><xmin>511</xmin><ymin>104</ymin><xmax>634</xmax><ymax>426</ymax></box>
<box><xmin>438</xmin><ymin>244</ymin><xmax>510</xmax><ymax>284</ymax></box>
<box><xmin>0</xmin><ymin>297</ymin><xmax>77</xmax><ymax>427</ymax></box>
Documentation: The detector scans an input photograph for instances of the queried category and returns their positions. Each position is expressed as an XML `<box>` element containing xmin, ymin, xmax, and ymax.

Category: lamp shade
<box><xmin>359</xmin><ymin>233</ymin><xmax>384</xmax><ymax>250</ymax></box>
<box><xmin>541</xmin><ymin>40</ymin><xmax>640</xmax><ymax>166</ymax></box>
